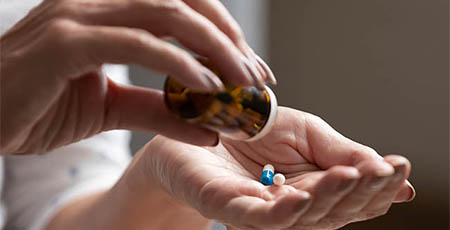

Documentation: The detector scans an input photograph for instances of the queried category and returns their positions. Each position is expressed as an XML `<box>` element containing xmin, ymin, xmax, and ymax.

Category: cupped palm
<box><xmin>146</xmin><ymin>107</ymin><xmax>413</xmax><ymax>230</ymax></box>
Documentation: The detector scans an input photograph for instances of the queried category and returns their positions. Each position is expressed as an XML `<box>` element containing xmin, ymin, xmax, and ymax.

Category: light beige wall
<box><xmin>269</xmin><ymin>1</ymin><xmax>449</xmax><ymax>229</ymax></box>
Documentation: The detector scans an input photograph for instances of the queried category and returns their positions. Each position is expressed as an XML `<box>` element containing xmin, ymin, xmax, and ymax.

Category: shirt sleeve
<box><xmin>3</xmin><ymin>129</ymin><xmax>132</xmax><ymax>230</ymax></box>
<box><xmin>3</xmin><ymin>64</ymin><xmax>132</xmax><ymax>230</ymax></box>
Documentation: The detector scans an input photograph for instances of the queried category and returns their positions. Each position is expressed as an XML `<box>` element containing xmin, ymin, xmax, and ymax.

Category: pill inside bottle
<box><xmin>163</xmin><ymin>59</ymin><xmax>277</xmax><ymax>141</ymax></box>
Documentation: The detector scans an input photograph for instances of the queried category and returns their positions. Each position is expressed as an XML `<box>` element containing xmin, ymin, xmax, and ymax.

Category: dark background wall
<box><xmin>129</xmin><ymin>0</ymin><xmax>449</xmax><ymax>229</ymax></box>
<box><xmin>269</xmin><ymin>1</ymin><xmax>449</xmax><ymax>229</ymax></box>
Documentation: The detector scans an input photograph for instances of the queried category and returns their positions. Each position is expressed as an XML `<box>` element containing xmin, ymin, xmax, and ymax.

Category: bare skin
<box><xmin>0</xmin><ymin>0</ymin><xmax>276</xmax><ymax>155</ymax></box>
<box><xmin>48</xmin><ymin>107</ymin><xmax>415</xmax><ymax>230</ymax></box>
<box><xmin>2</xmin><ymin>1</ymin><xmax>414</xmax><ymax>229</ymax></box>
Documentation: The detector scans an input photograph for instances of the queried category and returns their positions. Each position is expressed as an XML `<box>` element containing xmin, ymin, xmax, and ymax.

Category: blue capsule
<box><xmin>260</xmin><ymin>170</ymin><xmax>274</xmax><ymax>185</ymax></box>
<box><xmin>260</xmin><ymin>164</ymin><xmax>275</xmax><ymax>186</ymax></box>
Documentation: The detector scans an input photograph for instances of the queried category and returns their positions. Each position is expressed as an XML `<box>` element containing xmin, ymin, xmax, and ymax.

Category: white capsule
<box><xmin>273</xmin><ymin>173</ymin><xmax>286</xmax><ymax>186</ymax></box>
<box><xmin>263</xmin><ymin>164</ymin><xmax>275</xmax><ymax>173</ymax></box>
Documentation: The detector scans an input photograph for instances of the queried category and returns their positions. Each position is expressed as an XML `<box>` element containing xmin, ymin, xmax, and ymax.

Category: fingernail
<box><xmin>241</xmin><ymin>56</ymin><xmax>266</xmax><ymax>89</ymax></box>
<box><xmin>201</xmin><ymin>67</ymin><xmax>225</xmax><ymax>91</ymax></box>
<box><xmin>406</xmin><ymin>180</ymin><xmax>416</xmax><ymax>202</ymax></box>
<box><xmin>245</xmin><ymin>47</ymin><xmax>267</xmax><ymax>81</ymax></box>
<box><xmin>255</xmin><ymin>55</ymin><xmax>277</xmax><ymax>85</ymax></box>
<box><xmin>253</xmin><ymin>58</ymin><xmax>266</xmax><ymax>79</ymax></box>
<box><xmin>234</xmin><ymin>59</ymin><xmax>255</xmax><ymax>87</ymax></box>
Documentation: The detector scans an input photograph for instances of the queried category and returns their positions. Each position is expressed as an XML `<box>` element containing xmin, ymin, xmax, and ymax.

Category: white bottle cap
<box><xmin>246</xmin><ymin>85</ymin><xmax>278</xmax><ymax>142</ymax></box>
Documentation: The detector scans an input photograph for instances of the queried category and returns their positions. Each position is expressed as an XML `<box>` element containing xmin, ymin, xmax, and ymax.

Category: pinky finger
<box><xmin>393</xmin><ymin>180</ymin><xmax>415</xmax><ymax>203</ymax></box>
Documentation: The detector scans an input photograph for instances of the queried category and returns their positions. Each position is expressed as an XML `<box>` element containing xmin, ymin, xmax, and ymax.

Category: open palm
<box><xmin>145</xmin><ymin>107</ymin><xmax>414</xmax><ymax>230</ymax></box>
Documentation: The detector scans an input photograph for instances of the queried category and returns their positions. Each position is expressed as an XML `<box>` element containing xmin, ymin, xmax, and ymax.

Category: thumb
<box><xmin>103</xmin><ymin>78</ymin><xmax>218</xmax><ymax>146</ymax></box>
<box><xmin>301</xmin><ymin>109</ymin><xmax>384</xmax><ymax>168</ymax></box>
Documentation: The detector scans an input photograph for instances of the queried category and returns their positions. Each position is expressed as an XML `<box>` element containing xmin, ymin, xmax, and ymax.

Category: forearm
<box><xmin>46</xmin><ymin>166</ymin><xmax>210</xmax><ymax>230</ymax></box>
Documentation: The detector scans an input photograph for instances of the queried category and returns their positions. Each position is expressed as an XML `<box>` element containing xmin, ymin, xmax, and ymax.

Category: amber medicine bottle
<box><xmin>164</xmin><ymin>60</ymin><xmax>277</xmax><ymax>141</ymax></box>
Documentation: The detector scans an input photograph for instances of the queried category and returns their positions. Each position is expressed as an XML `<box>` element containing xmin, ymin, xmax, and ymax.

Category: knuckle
<box><xmin>224</xmin><ymin>22</ymin><xmax>244</xmax><ymax>42</ymax></box>
<box><xmin>45</xmin><ymin>19</ymin><xmax>86</xmax><ymax>60</ymax></box>
<box><xmin>173</xmin><ymin>53</ymin><xmax>192</xmax><ymax>70</ymax></box>
<box><xmin>166</xmin><ymin>49</ymin><xmax>196</xmax><ymax>75</ymax></box>
<box><xmin>196</xmin><ymin>181</ymin><xmax>222</xmax><ymax>219</ymax></box>
<box><xmin>148</xmin><ymin>0</ymin><xmax>185</xmax><ymax>14</ymax></box>
<box><xmin>351</xmin><ymin>145</ymin><xmax>379</xmax><ymax>162</ymax></box>
<box><xmin>361</xmin><ymin>146</ymin><xmax>379</xmax><ymax>156</ymax></box>
<box><xmin>46</xmin><ymin>19</ymin><xmax>78</xmax><ymax>44</ymax></box>
<box><xmin>49</xmin><ymin>1</ymin><xmax>79</xmax><ymax>19</ymax></box>
<box><xmin>127</xmin><ymin>29</ymin><xmax>153</xmax><ymax>49</ymax></box>
<box><xmin>305</xmin><ymin>113</ymin><xmax>325</xmax><ymax>125</ymax></box>
<box><xmin>303</xmin><ymin>112</ymin><xmax>330</xmax><ymax>134</ymax></box>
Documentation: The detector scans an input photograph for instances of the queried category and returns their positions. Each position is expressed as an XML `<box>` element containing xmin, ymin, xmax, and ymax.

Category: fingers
<box><xmin>183</xmin><ymin>0</ymin><xmax>244</xmax><ymax>45</ymax></box>
<box><xmin>78</xmin><ymin>25</ymin><xmax>226</xmax><ymax>91</ymax></box>
<box><xmin>267</xmin><ymin>191</ymin><xmax>312</xmax><ymax>228</ymax></box>
<box><xmin>300</xmin><ymin>111</ymin><xmax>384</xmax><ymax>169</ymax></box>
<box><xmin>324</xmin><ymin>159</ymin><xmax>395</xmax><ymax>220</ymax></box>
<box><xmin>291</xmin><ymin>166</ymin><xmax>360</xmax><ymax>226</ymax></box>
<box><xmin>81</xmin><ymin>0</ymin><xmax>258</xmax><ymax>87</ymax></box>
<box><xmin>200</xmin><ymin>177</ymin><xmax>312</xmax><ymax>229</ymax></box>
<box><xmin>102</xmin><ymin>78</ymin><xmax>218</xmax><ymax>146</ymax></box>
<box><xmin>393</xmin><ymin>180</ymin><xmax>415</xmax><ymax>203</ymax></box>
<box><xmin>161</xmin><ymin>4</ymin><xmax>258</xmax><ymax>87</ymax></box>
<box><xmin>223</xmin><ymin>191</ymin><xmax>311</xmax><ymax>229</ymax></box>
<box><xmin>56</xmin><ymin>0</ymin><xmax>273</xmax><ymax>87</ymax></box>
<box><xmin>254</xmin><ymin>54</ymin><xmax>277</xmax><ymax>84</ymax></box>
<box><xmin>182</xmin><ymin>0</ymin><xmax>277</xmax><ymax>85</ymax></box>
<box><xmin>358</xmin><ymin>156</ymin><xmax>413</xmax><ymax>218</ymax></box>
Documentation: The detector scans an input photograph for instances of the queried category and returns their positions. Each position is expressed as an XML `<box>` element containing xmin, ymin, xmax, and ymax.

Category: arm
<box><xmin>136</xmin><ymin>107</ymin><xmax>415</xmax><ymax>229</ymax></box>
<box><xmin>46</xmin><ymin>172</ymin><xmax>209</xmax><ymax>230</ymax></box>
<box><xmin>4</xmin><ymin>131</ymin><xmax>209</xmax><ymax>230</ymax></box>
<box><xmin>1</xmin><ymin>0</ymin><xmax>275</xmax><ymax>155</ymax></box>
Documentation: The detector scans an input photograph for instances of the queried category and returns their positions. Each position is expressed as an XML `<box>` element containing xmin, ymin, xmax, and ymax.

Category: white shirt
<box><xmin>0</xmin><ymin>1</ymin><xmax>131</xmax><ymax>229</ymax></box>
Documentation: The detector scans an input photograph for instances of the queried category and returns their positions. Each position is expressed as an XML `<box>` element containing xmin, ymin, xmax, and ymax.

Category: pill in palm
<box><xmin>273</xmin><ymin>173</ymin><xmax>286</xmax><ymax>186</ymax></box>
<box><xmin>260</xmin><ymin>164</ymin><xmax>274</xmax><ymax>186</ymax></box>
<box><xmin>263</xmin><ymin>164</ymin><xmax>274</xmax><ymax>172</ymax></box>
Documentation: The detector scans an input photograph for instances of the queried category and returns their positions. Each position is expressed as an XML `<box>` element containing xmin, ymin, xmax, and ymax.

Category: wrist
<box><xmin>105</xmin><ymin>151</ymin><xmax>210</xmax><ymax>230</ymax></box>
<box><xmin>47</xmin><ymin>150</ymin><xmax>209</xmax><ymax>230</ymax></box>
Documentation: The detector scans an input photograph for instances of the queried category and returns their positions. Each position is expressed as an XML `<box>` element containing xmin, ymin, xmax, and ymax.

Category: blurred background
<box><xmin>129</xmin><ymin>0</ymin><xmax>449</xmax><ymax>229</ymax></box>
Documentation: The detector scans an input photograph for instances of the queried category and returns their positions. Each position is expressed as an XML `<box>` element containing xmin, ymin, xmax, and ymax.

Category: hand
<box><xmin>142</xmin><ymin>106</ymin><xmax>415</xmax><ymax>230</ymax></box>
<box><xmin>1</xmin><ymin>0</ymin><xmax>276</xmax><ymax>155</ymax></box>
